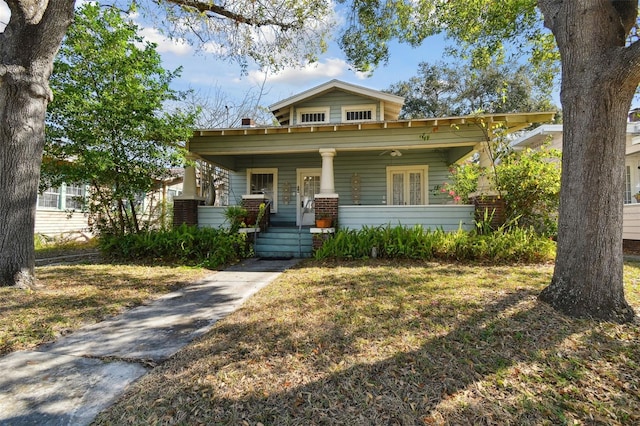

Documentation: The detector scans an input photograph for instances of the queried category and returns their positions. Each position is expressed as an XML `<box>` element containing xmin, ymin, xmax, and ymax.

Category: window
<box><xmin>342</xmin><ymin>104</ymin><xmax>376</xmax><ymax>122</ymax></box>
<box><xmin>247</xmin><ymin>168</ymin><xmax>278</xmax><ymax>212</ymax></box>
<box><xmin>38</xmin><ymin>187</ymin><xmax>60</xmax><ymax>209</ymax></box>
<box><xmin>386</xmin><ymin>165</ymin><xmax>428</xmax><ymax>205</ymax></box>
<box><xmin>301</xmin><ymin>112</ymin><xmax>326</xmax><ymax>123</ymax></box>
<box><xmin>625</xmin><ymin>165</ymin><xmax>632</xmax><ymax>204</ymax></box>
<box><xmin>297</xmin><ymin>107</ymin><xmax>329</xmax><ymax>124</ymax></box>
<box><xmin>65</xmin><ymin>184</ymin><xmax>86</xmax><ymax>210</ymax></box>
<box><xmin>38</xmin><ymin>183</ymin><xmax>86</xmax><ymax>211</ymax></box>
<box><xmin>346</xmin><ymin>110</ymin><xmax>372</xmax><ymax>121</ymax></box>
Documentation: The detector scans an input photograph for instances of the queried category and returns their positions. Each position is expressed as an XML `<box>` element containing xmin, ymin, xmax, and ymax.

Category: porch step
<box><xmin>254</xmin><ymin>226</ymin><xmax>313</xmax><ymax>259</ymax></box>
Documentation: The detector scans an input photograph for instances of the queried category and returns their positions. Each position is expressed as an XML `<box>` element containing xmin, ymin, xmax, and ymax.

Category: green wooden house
<box><xmin>176</xmin><ymin>79</ymin><xmax>553</xmax><ymax>257</ymax></box>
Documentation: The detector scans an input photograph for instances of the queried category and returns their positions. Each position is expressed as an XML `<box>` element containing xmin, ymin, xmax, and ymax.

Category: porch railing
<box><xmin>338</xmin><ymin>205</ymin><xmax>475</xmax><ymax>232</ymax></box>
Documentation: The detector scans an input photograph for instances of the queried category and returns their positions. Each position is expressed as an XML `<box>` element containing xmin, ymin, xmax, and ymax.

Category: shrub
<box><xmin>99</xmin><ymin>224</ymin><xmax>252</xmax><ymax>268</ymax></box>
<box><xmin>314</xmin><ymin>225</ymin><xmax>555</xmax><ymax>263</ymax></box>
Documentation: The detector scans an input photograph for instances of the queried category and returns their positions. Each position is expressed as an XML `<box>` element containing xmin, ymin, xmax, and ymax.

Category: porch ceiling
<box><xmin>189</xmin><ymin>112</ymin><xmax>555</xmax><ymax>168</ymax></box>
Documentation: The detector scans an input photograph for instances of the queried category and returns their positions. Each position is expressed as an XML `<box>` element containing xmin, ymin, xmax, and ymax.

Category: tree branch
<box><xmin>163</xmin><ymin>0</ymin><xmax>303</xmax><ymax>30</ymax></box>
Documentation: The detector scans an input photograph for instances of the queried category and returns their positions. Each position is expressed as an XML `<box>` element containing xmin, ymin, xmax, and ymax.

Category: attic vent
<box><xmin>342</xmin><ymin>104</ymin><xmax>376</xmax><ymax>122</ymax></box>
<box><xmin>301</xmin><ymin>112</ymin><xmax>326</xmax><ymax>123</ymax></box>
<box><xmin>346</xmin><ymin>110</ymin><xmax>372</xmax><ymax>121</ymax></box>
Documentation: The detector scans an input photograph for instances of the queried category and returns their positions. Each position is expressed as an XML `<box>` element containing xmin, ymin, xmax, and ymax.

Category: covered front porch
<box><xmin>179</xmin><ymin>114</ymin><xmax>551</xmax><ymax>227</ymax></box>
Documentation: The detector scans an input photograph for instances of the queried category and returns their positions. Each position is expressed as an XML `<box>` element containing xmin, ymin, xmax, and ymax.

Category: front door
<box><xmin>297</xmin><ymin>168</ymin><xmax>321</xmax><ymax>225</ymax></box>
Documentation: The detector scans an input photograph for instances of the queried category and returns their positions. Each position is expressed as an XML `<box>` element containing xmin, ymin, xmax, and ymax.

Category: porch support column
<box><xmin>181</xmin><ymin>163</ymin><xmax>198</xmax><ymax>198</ymax></box>
<box><xmin>173</xmin><ymin>157</ymin><xmax>205</xmax><ymax>227</ymax></box>
<box><xmin>319</xmin><ymin>148</ymin><xmax>337</xmax><ymax>195</ymax></box>
<box><xmin>469</xmin><ymin>141</ymin><xmax>505</xmax><ymax>230</ymax></box>
<box><xmin>475</xmin><ymin>141</ymin><xmax>495</xmax><ymax>194</ymax></box>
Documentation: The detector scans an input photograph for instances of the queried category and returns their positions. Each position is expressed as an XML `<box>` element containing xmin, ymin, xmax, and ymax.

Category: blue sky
<box><xmin>148</xmin><ymin>29</ymin><xmax>451</xmax><ymax>110</ymax></box>
<box><xmin>0</xmin><ymin>1</ymin><xmax>559</xmax><ymax>118</ymax></box>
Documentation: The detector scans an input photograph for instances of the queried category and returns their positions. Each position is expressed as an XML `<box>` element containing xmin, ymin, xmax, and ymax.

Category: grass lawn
<box><xmin>90</xmin><ymin>259</ymin><xmax>640</xmax><ymax>425</ymax></box>
<box><xmin>0</xmin><ymin>264</ymin><xmax>209</xmax><ymax>355</ymax></box>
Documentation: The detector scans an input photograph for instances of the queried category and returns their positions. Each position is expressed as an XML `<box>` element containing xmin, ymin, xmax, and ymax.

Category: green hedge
<box><xmin>314</xmin><ymin>225</ymin><xmax>555</xmax><ymax>263</ymax></box>
<box><xmin>99</xmin><ymin>225</ymin><xmax>252</xmax><ymax>268</ymax></box>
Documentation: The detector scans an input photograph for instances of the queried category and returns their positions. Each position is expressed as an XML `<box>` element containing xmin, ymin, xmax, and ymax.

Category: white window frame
<box><xmin>246</xmin><ymin>168</ymin><xmax>278</xmax><ymax>212</ymax></box>
<box><xmin>37</xmin><ymin>183</ymin><xmax>88</xmax><ymax>211</ymax></box>
<box><xmin>386</xmin><ymin>165</ymin><xmax>429</xmax><ymax>206</ymax></box>
<box><xmin>342</xmin><ymin>104</ymin><xmax>377</xmax><ymax>122</ymax></box>
<box><xmin>297</xmin><ymin>106</ymin><xmax>330</xmax><ymax>125</ymax></box>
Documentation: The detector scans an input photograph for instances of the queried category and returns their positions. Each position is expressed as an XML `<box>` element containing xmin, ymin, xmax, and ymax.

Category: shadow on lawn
<box><xmin>94</xmin><ymin>262</ymin><xmax>640</xmax><ymax>426</ymax></box>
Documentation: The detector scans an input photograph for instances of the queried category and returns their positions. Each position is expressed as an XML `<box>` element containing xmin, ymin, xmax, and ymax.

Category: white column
<box><xmin>181</xmin><ymin>164</ymin><xmax>198</xmax><ymax>198</ymax></box>
<box><xmin>319</xmin><ymin>148</ymin><xmax>337</xmax><ymax>195</ymax></box>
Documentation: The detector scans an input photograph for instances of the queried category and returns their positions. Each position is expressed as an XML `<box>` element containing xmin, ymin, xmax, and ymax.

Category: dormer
<box><xmin>269</xmin><ymin>79</ymin><xmax>405</xmax><ymax>126</ymax></box>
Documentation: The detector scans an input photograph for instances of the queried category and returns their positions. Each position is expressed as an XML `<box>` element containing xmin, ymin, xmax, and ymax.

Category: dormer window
<box><xmin>297</xmin><ymin>106</ymin><xmax>330</xmax><ymax>124</ymax></box>
<box><xmin>342</xmin><ymin>104</ymin><xmax>376</xmax><ymax>122</ymax></box>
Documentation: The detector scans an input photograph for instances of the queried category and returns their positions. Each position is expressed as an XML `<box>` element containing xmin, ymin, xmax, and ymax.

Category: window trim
<box><xmin>341</xmin><ymin>104</ymin><xmax>377</xmax><ymax>123</ymax></box>
<box><xmin>386</xmin><ymin>165</ymin><xmax>429</xmax><ymax>206</ymax></box>
<box><xmin>246</xmin><ymin>168</ymin><xmax>278</xmax><ymax>212</ymax></box>
<box><xmin>37</xmin><ymin>183</ymin><xmax>88</xmax><ymax>211</ymax></box>
<box><xmin>296</xmin><ymin>106</ymin><xmax>330</xmax><ymax>125</ymax></box>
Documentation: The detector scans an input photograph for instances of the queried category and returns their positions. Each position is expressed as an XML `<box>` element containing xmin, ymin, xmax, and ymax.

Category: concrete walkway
<box><xmin>0</xmin><ymin>258</ymin><xmax>300</xmax><ymax>426</ymax></box>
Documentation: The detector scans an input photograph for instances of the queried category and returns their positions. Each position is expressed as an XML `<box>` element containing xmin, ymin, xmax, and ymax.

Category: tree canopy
<box><xmin>42</xmin><ymin>4</ymin><xmax>197</xmax><ymax>235</ymax></box>
<box><xmin>339</xmin><ymin>0</ymin><xmax>640</xmax><ymax>322</ymax></box>
<box><xmin>386</xmin><ymin>60</ymin><xmax>555</xmax><ymax>119</ymax></box>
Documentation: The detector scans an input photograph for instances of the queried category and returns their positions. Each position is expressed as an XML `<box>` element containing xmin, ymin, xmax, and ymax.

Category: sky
<box><xmin>0</xmin><ymin>1</ymin><xmax>559</xmax><ymax>123</ymax></box>
<box><xmin>0</xmin><ymin>1</ymin><xmax>451</xmax><ymax>113</ymax></box>
<box><xmin>143</xmin><ymin>23</ymin><xmax>450</xmax><ymax>112</ymax></box>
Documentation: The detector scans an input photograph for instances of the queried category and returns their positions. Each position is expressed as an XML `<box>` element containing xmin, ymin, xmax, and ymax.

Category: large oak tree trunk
<box><xmin>0</xmin><ymin>0</ymin><xmax>75</xmax><ymax>287</ymax></box>
<box><xmin>538</xmin><ymin>0</ymin><xmax>639</xmax><ymax>322</ymax></box>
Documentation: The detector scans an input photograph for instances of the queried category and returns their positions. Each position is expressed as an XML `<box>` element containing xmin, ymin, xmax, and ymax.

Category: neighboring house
<box><xmin>36</xmin><ymin>171</ymin><xmax>184</xmax><ymax>238</ymax></box>
<box><xmin>176</xmin><ymin>79</ymin><xmax>554</xmax><ymax>257</ymax></box>
<box><xmin>511</xmin><ymin>121</ymin><xmax>640</xmax><ymax>245</ymax></box>
<box><xmin>35</xmin><ymin>183</ymin><xmax>91</xmax><ymax>238</ymax></box>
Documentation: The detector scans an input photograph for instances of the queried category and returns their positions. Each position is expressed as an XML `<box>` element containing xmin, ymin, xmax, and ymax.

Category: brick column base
<box><xmin>313</xmin><ymin>195</ymin><xmax>339</xmax><ymax>252</ymax></box>
<box><xmin>241</xmin><ymin>196</ymin><xmax>270</xmax><ymax>229</ymax></box>
<box><xmin>313</xmin><ymin>232</ymin><xmax>334</xmax><ymax>250</ymax></box>
<box><xmin>173</xmin><ymin>199</ymin><xmax>203</xmax><ymax>227</ymax></box>
<box><xmin>314</xmin><ymin>196</ymin><xmax>339</xmax><ymax>226</ymax></box>
<box><xmin>471</xmin><ymin>195</ymin><xmax>506</xmax><ymax>230</ymax></box>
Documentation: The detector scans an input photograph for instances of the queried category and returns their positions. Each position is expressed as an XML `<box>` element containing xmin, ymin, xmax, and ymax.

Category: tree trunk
<box><xmin>0</xmin><ymin>0</ymin><xmax>75</xmax><ymax>287</ymax></box>
<box><xmin>538</xmin><ymin>0</ymin><xmax>640</xmax><ymax>322</ymax></box>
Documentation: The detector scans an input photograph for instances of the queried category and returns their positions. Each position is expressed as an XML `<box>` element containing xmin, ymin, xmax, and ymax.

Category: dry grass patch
<box><xmin>0</xmin><ymin>264</ymin><xmax>209</xmax><ymax>355</ymax></box>
<box><xmin>96</xmin><ymin>260</ymin><xmax>640</xmax><ymax>425</ymax></box>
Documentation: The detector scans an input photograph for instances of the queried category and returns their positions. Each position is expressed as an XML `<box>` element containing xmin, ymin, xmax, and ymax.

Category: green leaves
<box><xmin>493</xmin><ymin>143</ymin><xmax>562</xmax><ymax>236</ymax></box>
<box><xmin>314</xmin><ymin>225</ymin><xmax>555</xmax><ymax>263</ymax></box>
<box><xmin>44</xmin><ymin>4</ymin><xmax>197</xmax><ymax>236</ymax></box>
<box><xmin>99</xmin><ymin>225</ymin><xmax>252</xmax><ymax>268</ymax></box>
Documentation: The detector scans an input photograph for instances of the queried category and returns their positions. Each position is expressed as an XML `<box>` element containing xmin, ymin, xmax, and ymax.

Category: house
<box><xmin>36</xmin><ymin>171</ymin><xmax>184</xmax><ymax>239</ymax></box>
<box><xmin>176</xmin><ymin>79</ymin><xmax>554</xmax><ymax>257</ymax></box>
<box><xmin>511</xmin><ymin>121</ymin><xmax>640</xmax><ymax>248</ymax></box>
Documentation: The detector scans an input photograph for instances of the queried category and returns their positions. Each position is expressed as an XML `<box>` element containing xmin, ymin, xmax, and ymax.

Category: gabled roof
<box><xmin>269</xmin><ymin>79</ymin><xmax>405</xmax><ymax>124</ymax></box>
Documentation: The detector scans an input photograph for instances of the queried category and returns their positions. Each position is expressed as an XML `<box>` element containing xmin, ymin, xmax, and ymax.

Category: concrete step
<box><xmin>255</xmin><ymin>227</ymin><xmax>313</xmax><ymax>258</ymax></box>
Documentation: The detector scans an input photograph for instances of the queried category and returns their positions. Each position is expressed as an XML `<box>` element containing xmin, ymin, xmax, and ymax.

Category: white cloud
<box><xmin>0</xmin><ymin>1</ymin><xmax>10</xmax><ymax>32</ymax></box>
<box><xmin>245</xmin><ymin>58</ymin><xmax>369</xmax><ymax>86</ymax></box>
<box><xmin>138</xmin><ymin>27</ymin><xmax>192</xmax><ymax>56</ymax></box>
<box><xmin>201</xmin><ymin>41</ymin><xmax>228</xmax><ymax>56</ymax></box>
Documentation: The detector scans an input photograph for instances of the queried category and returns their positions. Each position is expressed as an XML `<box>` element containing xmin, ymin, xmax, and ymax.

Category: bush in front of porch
<box><xmin>313</xmin><ymin>225</ymin><xmax>555</xmax><ymax>263</ymax></box>
<box><xmin>99</xmin><ymin>224</ymin><xmax>252</xmax><ymax>268</ymax></box>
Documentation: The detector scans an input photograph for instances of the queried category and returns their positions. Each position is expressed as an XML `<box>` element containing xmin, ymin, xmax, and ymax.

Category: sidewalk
<box><xmin>0</xmin><ymin>257</ymin><xmax>300</xmax><ymax>426</ymax></box>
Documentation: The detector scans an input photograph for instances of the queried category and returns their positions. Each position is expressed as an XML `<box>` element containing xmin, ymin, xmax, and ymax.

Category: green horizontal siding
<box><xmin>338</xmin><ymin>205</ymin><xmax>475</xmax><ymax>231</ymax></box>
<box><xmin>198</xmin><ymin>207</ymin><xmax>229</xmax><ymax>229</ymax></box>
<box><xmin>223</xmin><ymin>150</ymin><xmax>456</xmax><ymax>224</ymax></box>
<box><xmin>191</xmin><ymin>125</ymin><xmax>481</xmax><ymax>156</ymax></box>
<box><xmin>295</xmin><ymin>91</ymin><xmax>381</xmax><ymax>124</ymax></box>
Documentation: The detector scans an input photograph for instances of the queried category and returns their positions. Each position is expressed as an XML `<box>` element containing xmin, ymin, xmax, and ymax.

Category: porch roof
<box><xmin>188</xmin><ymin>112</ymin><xmax>555</xmax><ymax>168</ymax></box>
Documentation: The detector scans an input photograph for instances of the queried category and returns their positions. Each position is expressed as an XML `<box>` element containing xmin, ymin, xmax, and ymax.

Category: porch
<box><xmin>197</xmin><ymin>204</ymin><xmax>474</xmax><ymax>231</ymax></box>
